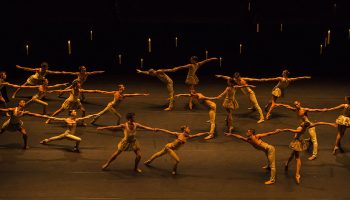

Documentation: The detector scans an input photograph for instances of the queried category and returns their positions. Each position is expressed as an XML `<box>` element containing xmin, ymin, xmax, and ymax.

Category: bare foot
<box><xmin>102</xmin><ymin>163</ymin><xmax>109</xmax><ymax>170</ymax></box>
<box><xmin>264</xmin><ymin>180</ymin><xmax>275</xmax><ymax>185</ymax></box>
<box><xmin>134</xmin><ymin>168</ymin><xmax>142</xmax><ymax>173</ymax></box>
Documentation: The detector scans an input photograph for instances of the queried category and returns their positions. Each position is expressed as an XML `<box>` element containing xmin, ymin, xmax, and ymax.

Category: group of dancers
<box><xmin>1</xmin><ymin>58</ymin><xmax>349</xmax><ymax>185</ymax></box>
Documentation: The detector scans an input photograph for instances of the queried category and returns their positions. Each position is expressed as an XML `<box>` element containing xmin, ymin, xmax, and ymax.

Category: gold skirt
<box><xmin>185</xmin><ymin>75</ymin><xmax>199</xmax><ymax>85</ymax></box>
<box><xmin>222</xmin><ymin>99</ymin><xmax>239</xmax><ymax>110</ymax></box>
<box><xmin>272</xmin><ymin>88</ymin><xmax>283</xmax><ymax>98</ymax></box>
<box><xmin>62</xmin><ymin>99</ymin><xmax>82</xmax><ymax>110</ymax></box>
<box><xmin>1</xmin><ymin>120</ymin><xmax>23</xmax><ymax>132</ymax></box>
<box><xmin>117</xmin><ymin>138</ymin><xmax>140</xmax><ymax>151</ymax></box>
<box><xmin>336</xmin><ymin>115</ymin><xmax>350</xmax><ymax>127</ymax></box>
<box><xmin>289</xmin><ymin>139</ymin><xmax>308</xmax><ymax>152</ymax></box>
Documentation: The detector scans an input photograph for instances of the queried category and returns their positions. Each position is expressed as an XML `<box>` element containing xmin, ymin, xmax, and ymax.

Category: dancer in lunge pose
<box><xmin>144</xmin><ymin>126</ymin><xmax>208</xmax><ymax>175</ymax></box>
<box><xmin>136</xmin><ymin>66</ymin><xmax>185</xmax><ymax>111</ymax></box>
<box><xmin>175</xmin><ymin>90</ymin><xmax>217</xmax><ymax>140</ymax></box>
<box><xmin>275</xmin><ymin>101</ymin><xmax>334</xmax><ymax>160</ymax></box>
<box><xmin>12</xmin><ymin>62</ymin><xmax>72</xmax><ymax>98</ymax></box>
<box><xmin>324</xmin><ymin>96</ymin><xmax>350</xmax><ymax>155</ymax></box>
<box><xmin>57</xmin><ymin>65</ymin><xmax>104</xmax><ymax>101</ymax></box>
<box><xmin>214</xmin><ymin>79</ymin><xmax>256</xmax><ymax>133</ymax></box>
<box><xmin>45</xmin><ymin>80</ymin><xmax>103</xmax><ymax>125</ymax></box>
<box><xmin>278</xmin><ymin>121</ymin><xmax>336</xmax><ymax>184</ymax></box>
<box><xmin>176</xmin><ymin>56</ymin><xmax>218</xmax><ymax>110</ymax></box>
<box><xmin>1</xmin><ymin>72</ymin><xmax>22</xmax><ymax>107</ymax></box>
<box><xmin>38</xmin><ymin>110</ymin><xmax>100</xmax><ymax>152</ymax></box>
<box><xmin>97</xmin><ymin>113</ymin><xmax>158</xmax><ymax>172</ymax></box>
<box><xmin>215</xmin><ymin>73</ymin><xmax>264</xmax><ymax>123</ymax></box>
<box><xmin>225</xmin><ymin>128</ymin><xmax>284</xmax><ymax>185</ymax></box>
<box><xmin>90</xmin><ymin>84</ymin><xmax>149</xmax><ymax>124</ymax></box>
<box><xmin>0</xmin><ymin>100</ymin><xmax>48</xmax><ymax>149</ymax></box>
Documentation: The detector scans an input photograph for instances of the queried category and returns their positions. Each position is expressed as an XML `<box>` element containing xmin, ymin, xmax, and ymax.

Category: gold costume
<box><xmin>185</xmin><ymin>64</ymin><xmax>199</xmax><ymax>85</ymax></box>
<box><xmin>241</xmin><ymin>87</ymin><xmax>264</xmax><ymax>120</ymax></box>
<box><xmin>1</xmin><ymin>108</ymin><xmax>24</xmax><ymax>132</ymax></box>
<box><xmin>157</xmin><ymin>72</ymin><xmax>174</xmax><ymax>108</ymax></box>
<box><xmin>117</xmin><ymin>122</ymin><xmax>140</xmax><ymax>151</ymax></box>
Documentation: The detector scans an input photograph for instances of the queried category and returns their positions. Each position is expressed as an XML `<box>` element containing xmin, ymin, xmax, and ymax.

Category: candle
<box><xmin>324</xmin><ymin>37</ymin><xmax>327</xmax><ymax>47</ymax></box>
<box><xmin>148</xmin><ymin>38</ymin><xmax>151</xmax><ymax>53</ymax></box>
<box><xmin>256</xmin><ymin>23</ymin><xmax>260</xmax><ymax>33</ymax></box>
<box><xmin>26</xmin><ymin>44</ymin><xmax>29</xmax><ymax>56</ymax></box>
<box><xmin>205</xmin><ymin>50</ymin><xmax>208</xmax><ymax>59</ymax></box>
<box><xmin>327</xmin><ymin>30</ymin><xmax>330</xmax><ymax>45</ymax></box>
<box><xmin>239</xmin><ymin>44</ymin><xmax>243</xmax><ymax>55</ymax></box>
<box><xmin>248</xmin><ymin>2</ymin><xmax>251</xmax><ymax>12</ymax></box>
<box><xmin>348</xmin><ymin>28</ymin><xmax>350</xmax><ymax>39</ymax></box>
<box><xmin>118</xmin><ymin>54</ymin><xmax>122</xmax><ymax>65</ymax></box>
<box><xmin>280</xmin><ymin>23</ymin><xmax>283</xmax><ymax>32</ymax></box>
<box><xmin>140</xmin><ymin>58</ymin><xmax>144</xmax><ymax>68</ymax></box>
<box><xmin>320</xmin><ymin>44</ymin><xmax>323</xmax><ymax>55</ymax></box>
<box><xmin>219</xmin><ymin>57</ymin><xmax>222</xmax><ymax>67</ymax></box>
<box><xmin>68</xmin><ymin>40</ymin><xmax>71</xmax><ymax>55</ymax></box>
<box><xmin>175</xmin><ymin>37</ymin><xmax>178</xmax><ymax>47</ymax></box>
<box><xmin>90</xmin><ymin>30</ymin><xmax>93</xmax><ymax>41</ymax></box>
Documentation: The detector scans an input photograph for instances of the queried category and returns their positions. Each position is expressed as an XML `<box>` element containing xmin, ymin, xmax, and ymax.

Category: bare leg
<box><xmin>167</xmin><ymin>149</ymin><xmax>180</xmax><ymax>175</ymax></box>
<box><xmin>134</xmin><ymin>149</ymin><xmax>142</xmax><ymax>172</ymax></box>
<box><xmin>248</xmin><ymin>91</ymin><xmax>264</xmax><ymax>123</ymax></box>
<box><xmin>188</xmin><ymin>85</ymin><xmax>194</xmax><ymax>110</ymax></box>
<box><xmin>109</xmin><ymin>107</ymin><xmax>122</xmax><ymax>125</ymax></box>
<box><xmin>266</xmin><ymin>96</ymin><xmax>277</xmax><ymax>120</ymax></box>
<box><xmin>12</xmin><ymin>82</ymin><xmax>29</xmax><ymax>99</ymax></box>
<box><xmin>285</xmin><ymin>151</ymin><xmax>294</xmax><ymax>171</ymax></box>
<box><xmin>58</xmin><ymin>85</ymin><xmax>72</xmax><ymax>97</ymax></box>
<box><xmin>205</xmin><ymin>102</ymin><xmax>216</xmax><ymax>140</ymax></box>
<box><xmin>264</xmin><ymin>146</ymin><xmax>276</xmax><ymax>185</ymax></box>
<box><xmin>45</xmin><ymin>107</ymin><xmax>65</xmax><ymax>124</ymax></box>
<box><xmin>164</xmin><ymin>82</ymin><xmax>174</xmax><ymax>111</ymax></box>
<box><xmin>102</xmin><ymin>149</ymin><xmax>123</xmax><ymax>170</ymax></box>
<box><xmin>20</xmin><ymin>128</ymin><xmax>28</xmax><ymax>149</ymax></box>
<box><xmin>79</xmin><ymin>105</ymin><xmax>86</xmax><ymax>126</ymax></box>
<box><xmin>333</xmin><ymin>125</ymin><xmax>346</xmax><ymax>154</ymax></box>
<box><xmin>307</xmin><ymin>127</ymin><xmax>318</xmax><ymax>160</ymax></box>
<box><xmin>144</xmin><ymin>148</ymin><xmax>167</xmax><ymax>165</ymax></box>
<box><xmin>91</xmin><ymin>104</ymin><xmax>111</xmax><ymax>124</ymax></box>
<box><xmin>31</xmin><ymin>98</ymin><xmax>49</xmax><ymax>115</ymax></box>
<box><xmin>226</xmin><ymin>108</ymin><xmax>234</xmax><ymax>133</ymax></box>
<box><xmin>295</xmin><ymin>151</ymin><xmax>301</xmax><ymax>184</ymax></box>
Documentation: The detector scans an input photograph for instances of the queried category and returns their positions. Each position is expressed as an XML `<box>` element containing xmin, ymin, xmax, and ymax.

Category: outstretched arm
<box><xmin>136</xmin><ymin>69</ymin><xmax>150</xmax><ymax>75</ymax></box>
<box><xmin>76</xmin><ymin>114</ymin><xmax>100</xmax><ymax>122</ymax></box>
<box><xmin>275</xmin><ymin>103</ymin><xmax>297</xmax><ymax>111</ymax></box>
<box><xmin>156</xmin><ymin>128</ymin><xmax>180</xmax><ymax>136</ymax></box>
<box><xmin>323</xmin><ymin>104</ymin><xmax>346</xmax><ymax>112</ymax></box>
<box><xmin>309</xmin><ymin>122</ymin><xmax>337</xmax><ymax>128</ymax></box>
<box><xmin>256</xmin><ymin>129</ymin><xmax>286</xmax><ymax>138</ymax></box>
<box><xmin>15</xmin><ymin>65</ymin><xmax>37</xmax><ymax>72</ymax></box>
<box><xmin>122</xmin><ymin>93</ymin><xmax>149</xmax><ymax>97</ymax></box>
<box><xmin>161</xmin><ymin>65</ymin><xmax>189</xmax><ymax>73</ymax></box>
<box><xmin>215</xmin><ymin>74</ymin><xmax>232</xmax><ymax>81</ymax></box>
<box><xmin>175</xmin><ymin>93</ymin><xmax>191</xmax><ymax>98</ymax></box>
<box><xmin>47</xmin><ymin>89</ymin><xmax>71</xmax><ymax>94</ymax></box>
<box><xmin>234</xmin><ymin>85</ymin><xmax>256</xmax><ymax>89</ymax></box>
<box><xmin>0</xmin><ymin>108</ymin><xmax>13</xmax><ymax>112</ymax></box>
<box><xmin>242</xmin><ymin>77</ymin><xmax>281</xmax><ymax>82</ymax></box>
<box><xmin>79</xmin><ymin>89</ymin><xmax>112</xmax><ymax>94</ymax></box>
<box><xmin>198</xmin><ymin>57</ymin><xmax>218</xmax><ymax>66</ymax></box>
<box><xmin>97</xmin><ymin>124</ymin><xmax>125</xmax><ymax>131</ymax></box>
<box><xmin>47</xmin><ymin>83</ymin><xmax>69</xmax><ymax>89</ymax></box>
<box><xmin>214</xmin><ymin>88</ymin><xmax>228</xmax><ymax>99</ymax></box>
<box><xmin>46</xmin><ymin>70</ymin><xmax>77</xmax><ymax>75</ymax></box>
<box><xmin>225</xmin><ymin>133</ymin><xmax>248</xmax><ymax>142</ymax></box>
<box><xmin>25</xmin><ymin>112</ymin><xmax>66</xmax><ymax>121</ymax></box>
<box><xmin>288</xmin><ymin>76</ymin><xmax>311</xmax><ymax>81</ymax></box>
<box><xmin>136</xmin><ymin>123</ymin><xmax>157</xmax><ymax>131</ymax></box>
<box><xmin>1</xmin><ymin>82</ymin><xmax>26</xmax><ymax>88</ymax></box>
<box><xmin>86</xmin><ymin>71</ymin><xmax>105</xmax><ymax>75</ymax></box>
<box><xmin>189</xmin><ymin>132</ymin><xmax>210</xmax><ymax>139</ymax></box>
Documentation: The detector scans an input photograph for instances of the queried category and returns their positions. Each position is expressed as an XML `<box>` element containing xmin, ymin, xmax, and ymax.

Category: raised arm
<box><xmin>136</xmin><ymin>123</ymin><xmax>157</xmax><ymax>131</ymax></box>
<box><xmin>47</xmin><ymin>83</ymin><xmax>69</xmax><ymax>89</ymax></box>
<box><xmin>189</xmin><ymin>132</ymin><xmax>209</xmax><ymax>139</ymax></box>
<box><xmin>242</xmin><ymin>77</ymin><xmax>281</xmax><ymax>82</ymax></box>
<box><xmin>215</xmin><ymin>74</ymin><xmax>232</xmax><ymax>80</ymax></box>
<box><xmin>16</xmin><ymin>65</ymin><xmax>37</xmax><ymax>72</ymax></box>
<box><xmin>136</xmin><ymin>69</ymin><xmax>150</xmax><ymax>75</ymax></box>
<box><xmin>122</xmin><ymin>93</ymin><xmax>149</xmax><ymax>97</ymax></box>
<box><xmin>288</xmin><ymin>76</ymin><xmax>311</xmax><ymax>81</ymax></box>
<box><xmin>197</xmin><ymin>57</ymin><xmax>218</xmax><ymax>66</ymax></box>
<box><xmin>86</xmin><ymin>71</ymin><xmax>105</xmax><ymax>75</ymax></box>
<box><xmin>225</xmin><ymin>133</ymin><xmax>248</xmax><ymax>142</ymax></box>
<box><xmin>97</xmin><ymin>124</ymin><xmax>125</xmax><ymax>131</ymax></box>
<box><xmin>275</xmin><ymin>103</ymin><xmax>297</xmax><ymax>111</ymax></box>
<box><xmin>156</xmin><ymin>128</ymin><xmax>180</xmax><ymax>136</ymax></box>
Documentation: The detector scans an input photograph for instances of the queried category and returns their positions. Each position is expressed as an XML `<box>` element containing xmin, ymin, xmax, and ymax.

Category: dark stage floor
<box><xmin>1</xmin><ymin>75</ymin><xmax>350</xmax><ymax>199</ymax></box>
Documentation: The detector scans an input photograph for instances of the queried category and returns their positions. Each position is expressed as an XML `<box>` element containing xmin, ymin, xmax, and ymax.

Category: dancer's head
<box><xmin>126</xmin><ymin>112</ymin><xmax>135</xmax><ymax>122</ymax></box>
<box><xmin>301</xmin><ymin>121</ymin><xmax>311</xmax><ymax>128</ymax></box>
<box><xmin>18</xmin><ymin>100</ymin><xmax>26</xmax><ymax>108</ymax></box>
<box><xmin>293</xmin><ymin>101</ymin><xmax>301</xmax><ymax>109</ymax></box>
<box><xmin>79</xmin><ymin>65</ymin><xmax>87</xmax><ymax>73</ymax></box>
<box><xmin>68</xmin><ymin>109</ymin><xmax>77</xmax><ymax>117</ymax></box>
<box><xmin>190</xmin><ymin>56</ymin><xmax>199</xmax><ymax>64</ymax></box>
<box><xmin>282</xmin><ymin>70</ymin><xmax>290</xmax><ymax>77</ymax></box>
<box><xmin>148</xmin><ymin>69</ymin><xmax>157</xmax><ymax>76</ymax></box>
<box><xmin>345</xmin><ymin>96</ymin><xmax>350</xmax><ymax>104</ymax></box>
<box><xmin>118</xmin><ymin>84</ymin><xmax>125</xmax><ymax>92</ymax></box>
<box><xmin>40</xmin><ymin>62</ymin><xmax>49</xmax><ymax>70</ymax></box>
<box><xmin>246</xmin><ymin>128</ymin><xmax>256</xmax><ymax>136</ymax></box>
<box><xmin>0</xmin><ymin>71</ymin><xmax>6</xmax><ymax>79</ymax></box>
<box><xmin>180</xmin><ymin>125</ymin><xmax>190</xmax><ymax>134</ymax></box>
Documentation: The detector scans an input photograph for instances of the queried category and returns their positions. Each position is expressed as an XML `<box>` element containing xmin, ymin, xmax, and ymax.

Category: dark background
<box><xmin>0</xmin><ymin>0</ymin><xmax>349</xmax><ymax>77</ymax></box>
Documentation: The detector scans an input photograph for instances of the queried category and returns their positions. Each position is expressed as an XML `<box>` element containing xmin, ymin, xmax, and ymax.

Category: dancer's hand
<box><xmin>224</xmin><ymin>132</ymin><xmax>232</xmax><ymax>136</ymax></box>
<box><xmin>215</xmin><ymin>75</ymin><xmax>222</xmax><ymax>78</ymax></box>
<box><xmin>136</xmin><ymin>69</ymin><xmax>142</xmax><ymax>73</ymax></box>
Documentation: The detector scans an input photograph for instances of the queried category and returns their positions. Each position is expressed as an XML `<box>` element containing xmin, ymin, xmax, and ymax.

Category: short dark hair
<box><xmin>233</xmin><ymin>72</ymin><xmax>241</xmax><ymax>78</ymax></box>
<box><xmin>79</xmin><ymin>65</ymin><xmax>86</xmax><ymax>71</ymax></box>
<box><xmin>126</xmin><ymin>113</ymin><xmax>135</xmax><ymax>121</ymax></box>
<box><xmin>40</xmin><ymin>62</ymin><xmax>48</xmax><ymax>68</ymax></box>
<box><xmin>190</xmin><ymin>56</ymin><xmax>199</xmax><ymax>62</ymax></box>
<box><xmin>180</xmin><ymin>125</ymin><xmax>188</xmax><ymax>132</ymax></box>
<box><xmin>248</xmin><ymin>128</ymin><xmax>256</xmax><ymax>134</ymax></box>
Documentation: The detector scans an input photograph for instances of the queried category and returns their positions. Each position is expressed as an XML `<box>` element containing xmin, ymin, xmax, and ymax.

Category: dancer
<box><xmin>324</xmin><ymin>96</ymin><xmax>350</xmax><ymax>155</ymax></box>
<box><xmin>90</xmin><ymin>84</ymin><xmax>149</xmax><ymax>124</ymax></box>
<box><xmin>214</xmin><ymin>79</ymin><xmax>256</xmax><ymax>133</ymax></box>
<box><xmin>279</xmin><ymin>121</ymin><xmax>336</xmax><ymax>184</ymax></box>
<box><xmin>97</xmin><ymin>112</ymin><xmax>158</xmax><ymax>172</ymax></box>
<box><xmin>0</xmin><ymin>100</ymin><xmax>46</xmax><ymax>149</ymax></box>
<box><xmin>177</xmin><ymin>56</ymin><xmax>218</xmax><ymax>110</ymax></box>
<box><xmin>136</xmin><ymin>66</ymin><xmax>185</xmax><ymax>111</ymax></box>
<box><xmin>1</xmin><ymin>72</ymin><xmax>19</xmax><ymax>107</ymax></box>
<box><xmin>57</xmin><ymin>65</ymin><xmax>104</xmax><ymax>101</ymax></box>
<box><xmin>44</xmin><ymin>80</ymin><xmax>102</xmax><ymax>125</ymax></box>
<box><xmin>275</xmin><ymin>101</ymin><xmax>334</xmax><ymax>160</ymax></box>
<box><xmin>12</xmin><ymin>62</ymin><xmax>72</xmax><ymax>98</ymax></box>
<box><xmin>144</xmin><ymin>126</ymin><xmax>208</xmax><ymax>175</ymax></box>
<box><xmin>175</xmin><ymin>90</ymin><xmax>217</xmax><ymax>140</ymax></box>
<box><xmin>37</xmin><ymin>110</ymin><xmax>100</xmax><ymax>152</ymax></box>
<box><xmin>215</xmin><ymin>73</ymin><xmax>265</xmax><ymax>123</ymax></box>
<box><xmin>225</xmin><ymin>128</ymin><xmax>284</xmax><ymax>185</ymax></box>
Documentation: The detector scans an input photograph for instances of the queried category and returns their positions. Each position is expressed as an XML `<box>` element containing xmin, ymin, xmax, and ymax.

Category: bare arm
<box><xmin>215</xmin><ymin>74</ymin><xmax>232</xmax><ymax>80</ymax></box>
<box><xmin>47</xmin><ymin>89</ymin><xmax>71</xmax><ymax>94</ymax></box>
<box><xmin>16</xmin><ymin>65</ymin><xmax>37</xmax><ymax>72</ymax></box>
<box><xmin>189</xmin><ymin>132</ymin><xmax>210</xmax><ymax>139</ymax></box>
<box><xmin>234</xmin><ymin>85</ymin><xmax>256</xmax><ymax>89</ymax></box>
<box><xmin>86</xmin><ymin>71</ymin><xmax>105</xmax><ymax>75</ymax></box>
<box><xmin>1</xmin><ymin>82</ymin><xmax>26</xmax><ymax>88</ymax></box>
<box><xmin>255</xmin><ymin>129</ymin><xmax>285</xmax><ymax>138</ymax></box>
<box><xmin>275</xmin><ymin>103</ymin><xmax>297</xmax><ymax>111</ymax></box>
<box><xmin>46</xmin><ymin>70</ymin><xmax>77</xmax><ymax>75</ymax></box>
<box><xmin>214</xmin><ymin>88</ymin><xmax>228</xmax><ymax>99</ymax></box>
<box><xmin>25</xmin><ymin>112</ymin><xmax>66</xmax><ymax>121</ymax></box>
<box><xmin>156</xmin><ymin>128</ymin><xmax>179</xmax><ymax>136</ymax></box>
<box><xmin>79</xmin><ymin>89</ymin><xmax>110</xmax><ymax>94</ymax></box>
<box><xmin>0</xmin><ymin>108</ymin><xmax>13</xmax><ymax>112</ymax></box>
<box><xmin>242</xmin><ymin>77</ymin><xmax>281</xmax><ymax>82</ymax></box>
<box><xmin>136</xmin><ymin>69</ymin><xmax>150</xmax><ymax>75</ymax></box>
<box><xmin>288</xmin><ymin>76</ymin><xmax>311</xmax><ymax>81</ymax></box>
<box><xmin>122</xmin><ymin>93</ymin><xmax>149</xmax><ymax>97</ymax></box>
<box><xmin>161</xmin><ymin>65</ymin><xmax>189</xmax><ymax>73</ymax></box>
<box><xmin>309</xmin><ymin>122</ymin><xmax>337</xmax><ymax>128</ymax></box>
<box><xmin>323</xmin><ymin>104</ymin><xmax>346</xmax><ymax>112</ymax></box>
<box><xmin>76</xmin><ymin>114</ymin><xmax>100</xmax><ymax>122</ymax></box>
<box><xmin>175</xmin><ymin>93</ymin><xmax>191</xmax><ymax>98</ymax></box>
<box><xmin>225</xmin><ymin>133</ymin><xmax>248</xmax><ymax>142</ymax></box>
<box><xmin>47</xmin><ymin>83</ymin><xmax>69</xmax><ymax>89</ymax></box>
<box><xmin>197</xmin><ymin>57</ymin><xmax>218</xmax><ymax>66</ymax></box>
<box><xmin>97</xmin><ymin>124</ymin><xmax>125</xmax><ymax>131</ymax></box>
<box><xmin>136</xmin><ymin>123</ymin><xmax>157</xmax><ymax>131</ymax></box>
<box><xmin>305</xmin><ymin>107</ymin><xmax>330</xmax><ymax>112</ymax></box>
